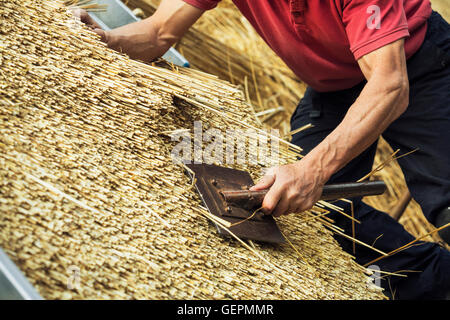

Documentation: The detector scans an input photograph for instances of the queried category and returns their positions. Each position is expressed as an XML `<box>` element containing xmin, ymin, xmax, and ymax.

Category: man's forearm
<box><xmin>300</xmin><ymin>72</ymin><xmax>409</xmax><ymax>184</ymax></box>
<box><xmin>105</xmin><ymin>18</ymin><xmax>170</xmax><ymax>62</ymax></box>
<box><xmin>101</xmin><ymin>0</ymin><xmax>203</xmax><ymax>62</ymax></box>
<box><xmin>250</xmin><ymin>39</ymin><xmax>408</xmax><ymax>216</ymax></box>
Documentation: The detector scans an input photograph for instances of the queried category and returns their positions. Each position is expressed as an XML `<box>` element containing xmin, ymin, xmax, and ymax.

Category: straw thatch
<box><xmin>0</xmin><ymin>0</ymin><xmax>386</xmax><ymax>299</ymax></box>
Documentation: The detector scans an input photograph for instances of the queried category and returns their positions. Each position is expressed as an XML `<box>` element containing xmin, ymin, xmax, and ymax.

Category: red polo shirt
<box><xmin>183</xmin><ymin>0</ymin><xmax>431</xmax><ymax>92</ymax></box>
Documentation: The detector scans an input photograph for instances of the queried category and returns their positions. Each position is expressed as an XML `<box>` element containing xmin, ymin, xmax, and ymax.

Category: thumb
<box><xmin>250</xmin><ymin>173</ymin><xmax>276</xmax><ymax>191</ymax></box>
<box><xmin>93</xmin><ymin>28</ymin><xmax>107</xmax><ymax>43</ymax></box>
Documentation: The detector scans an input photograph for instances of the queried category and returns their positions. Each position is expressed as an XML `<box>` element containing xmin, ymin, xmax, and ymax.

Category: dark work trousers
<box><xmin>290</xmin><ymin>11</ymin><xmax>450</xmax><ymax>299</ymax></box>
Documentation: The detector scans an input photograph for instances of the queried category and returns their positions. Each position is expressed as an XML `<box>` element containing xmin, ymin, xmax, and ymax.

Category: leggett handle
<box><xmin>220</xmin><ymin>181</ymin><xmax>387</xmax><ymax>209</ymax></box>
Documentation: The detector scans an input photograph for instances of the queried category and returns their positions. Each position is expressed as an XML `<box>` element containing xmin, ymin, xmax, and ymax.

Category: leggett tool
<box><xmin>186</xmin><ymin>164</ymin><xmax>387</xmax><ymax>244</ymax></box>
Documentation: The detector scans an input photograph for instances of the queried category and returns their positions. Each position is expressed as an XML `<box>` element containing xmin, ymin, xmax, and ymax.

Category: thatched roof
<box><xmin>0</xmin><ymin>0</ymin><xmax>385</xmax><ymax>299</ymax></box>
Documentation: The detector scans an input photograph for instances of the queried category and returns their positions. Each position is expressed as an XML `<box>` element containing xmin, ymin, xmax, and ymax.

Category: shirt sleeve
<box><xmin>342</xmin><ymin>0</ymin><xmax>410</xmax><ymax>60</ymax></box>
<box><xmin>182</xmin><ymin>0</ymin><xmax>221</xmax><ymax>10</ymax></box>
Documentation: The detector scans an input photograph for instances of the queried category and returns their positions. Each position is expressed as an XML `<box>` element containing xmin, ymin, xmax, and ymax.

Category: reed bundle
<box><xmin>0</xmin><ymin>0</ymin><xmax>386</xmax><ymax>299</ymax></box>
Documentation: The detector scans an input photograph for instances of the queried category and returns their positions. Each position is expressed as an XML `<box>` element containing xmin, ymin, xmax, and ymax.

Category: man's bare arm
<box><xmin>76</xmin><ymin>0</ymin><xmax>204</xmax><ymax>62</ymax></box>
<box><xmin>252</xmin><ymin>39</ymin><xmax>409</xmax><ymax>216</ymax></box>
<box><xmin>304</xmin><ymin>39</ymin><xmax>409</xmax><ymax>183</ymax></box>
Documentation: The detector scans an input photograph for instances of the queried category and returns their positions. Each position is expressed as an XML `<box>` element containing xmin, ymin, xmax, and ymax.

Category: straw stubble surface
<box><xmin>0</xmin><ymin>0</ymin><xmax>386</xmax><ymax>299</ymax></box>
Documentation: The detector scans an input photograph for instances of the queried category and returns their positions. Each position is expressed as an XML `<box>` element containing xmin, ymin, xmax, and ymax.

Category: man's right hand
<box><xmin>71</xmin><ymin>8</ymin><xmax>108</xmax><ymax>42</ymax></box>
<box><xmin>70</xmin><ymin>0</ymin><xmax>204</xmax><ymax>63</ymax></box>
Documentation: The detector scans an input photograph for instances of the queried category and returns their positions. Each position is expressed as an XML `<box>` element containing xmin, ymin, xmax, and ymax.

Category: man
<box><xmin>77</xmin><ymin>0</ymin><xmax>450</xmax><ymax>299</ymax></box>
